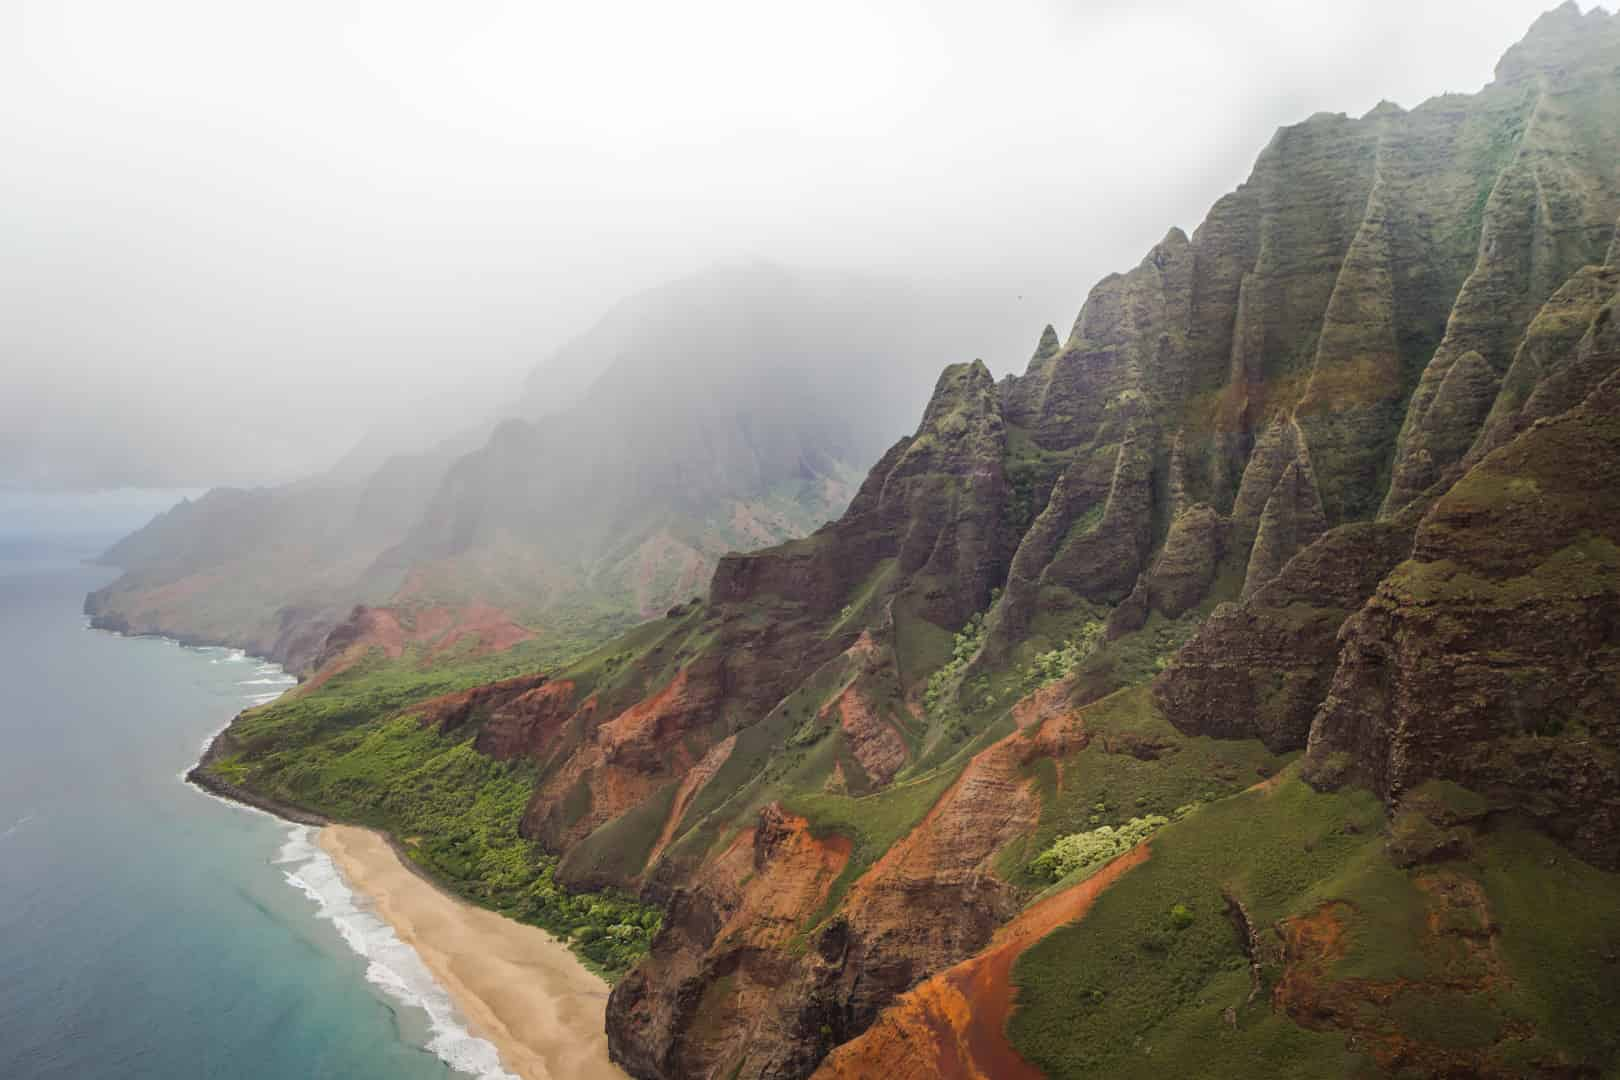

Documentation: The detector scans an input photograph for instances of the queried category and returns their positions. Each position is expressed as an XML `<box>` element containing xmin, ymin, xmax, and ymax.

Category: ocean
<box><xmin>0</xmin><ymin>533</ymin><xmax>513</xmax><ymax>1080</ymax></box>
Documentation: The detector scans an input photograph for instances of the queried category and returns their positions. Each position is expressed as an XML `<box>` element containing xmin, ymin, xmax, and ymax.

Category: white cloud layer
<box><xmin>1</xmin><ymin>0</ymin><xmax>1593</xmax><ymax>488</ymax></box>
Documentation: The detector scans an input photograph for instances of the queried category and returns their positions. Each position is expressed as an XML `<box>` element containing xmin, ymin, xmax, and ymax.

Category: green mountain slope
<box><xmin>197</xmin><ymin>7</ymin><xmax>1620</xmax><ymax>1078</ymax></box>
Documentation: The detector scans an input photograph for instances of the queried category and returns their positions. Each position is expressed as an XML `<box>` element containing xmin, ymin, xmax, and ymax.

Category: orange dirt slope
<box><xmin>813</xmin><ymin>843</ymin><xmax>1151</xmax><ymax>1080</ymax></box>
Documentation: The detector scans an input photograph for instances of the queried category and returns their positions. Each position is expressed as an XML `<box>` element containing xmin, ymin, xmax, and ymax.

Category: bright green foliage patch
<box><xmin>922</xmin><ymin>608</ymin><xmax>988</xmax><ymax>721</ymax></box>
<box><xmin>1025</xmin><ymin>618</ymin><xmax>1104</xmax><ymax>684</ymax></box>
<box><xmin>1031</xmin><ymin>815</ymin><xmax>1168</xmax><ymax>882</ymax></box>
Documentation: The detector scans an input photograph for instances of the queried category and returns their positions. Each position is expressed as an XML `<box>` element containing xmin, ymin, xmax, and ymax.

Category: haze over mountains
<box><xmin>6</xmin><ymin>0</ymin><xmax>1577</xmax><ymax>494</ymax></box>
<box><xmin>171</xmin><ymin>8</ymin><xmax>1620</xmax><ymax>1080</ymax></box>
<box><xmin>86</xmin><ymin>263</ymin><xmax>1008</xmax><ymax>670</ymax></box>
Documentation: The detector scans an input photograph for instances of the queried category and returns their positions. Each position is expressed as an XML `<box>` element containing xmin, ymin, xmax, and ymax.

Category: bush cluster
<box><xmin>1030</xmin><ymin>814</ymin><xmax>1168</xmax><ymax>882</ymax></box>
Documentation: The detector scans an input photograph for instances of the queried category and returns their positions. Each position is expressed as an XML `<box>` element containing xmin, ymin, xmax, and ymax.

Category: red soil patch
<box><xmin>597</xmin><ymin>668</ymin><xmax>697</xmax><ymax>759</ymax></box>
<box><xmin>722</xmin><ymin>810</ymin><xmax>854</xmax><ymax>950</ymax></box>
<box><xmin>814</xmin><ymin>844</ymin><xmax>1152</xmax><ymax>1080</ymax></box>
<box><xmin>301</xmin><ymin>602</ymin><xmax>533</xmax><ymax>690</ymax></box>
<box><xmin>833</xmin><ymin>684</ymin><xmax>908</xmax><ymax>787</ymax></box>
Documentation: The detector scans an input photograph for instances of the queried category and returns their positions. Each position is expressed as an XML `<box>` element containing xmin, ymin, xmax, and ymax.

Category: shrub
<box><xmin>1030</xmin><ymin>814</ymin><xmax>1167</xmax><ymax>881</ymax></box>
<box><xmin>923</xmin><ymin>610</ymin><xmax>989</xmax><ymax>720</ymax></box>
<box><xmin>1028</xmin><ymin>619</ymin><xmax>1105</xmax><ymax>684</ymax></box>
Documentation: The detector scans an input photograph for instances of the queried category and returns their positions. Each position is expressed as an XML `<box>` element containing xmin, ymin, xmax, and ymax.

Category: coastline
<box><xmin>188</xmin><ymin>728</ymin><xmax>330</xmax><ymax>825</ymax></box>
<box><xmin>161</xmin><ymin>625</ymin><xmax>624</xmax><ymax>1080</ymax></box>
<box><xmin>187</xmin><ymin>732</ymin><xmax>622</xmax><ymax>1080</ymax></box>
<box><xmin>319</xmin><ymin>825</ymin><xmax>625</xmax><ymax>1080</ymax></box>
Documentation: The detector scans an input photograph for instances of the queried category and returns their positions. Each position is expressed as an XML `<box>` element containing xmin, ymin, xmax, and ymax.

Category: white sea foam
<box><xmin>176</xmin><ymin>647</ymin><xmax>511</xmax><ymax>1077</ymax></box>
<box><xmin>178</xmin><ymin>656</ymin><xmax>294</xmax><ymax>785</ymax></box>
<box><xmin>275</xmin><ymin>827</ymin><xmax>519</xmax><ymax>1080</ymax></box>
<box><xmin>185</xmin><ymin>774</ymin><xmax>284</xmax><ymax>821</ymax></box>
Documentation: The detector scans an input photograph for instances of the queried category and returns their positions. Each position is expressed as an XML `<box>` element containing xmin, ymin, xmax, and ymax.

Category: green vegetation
<box><xmin>213</xmin><ymin>647</ymin><xmax>661</xmax><ymax>979</ymax></box>
<box><xmin>784</xmin><ymin>756</ymin><xmax>967</xmax><ymax>927</ymax></box>
<box><xmin>1008</xmin><ymin>767</ymin><xmax>1620</xmax><ymax>1078</ymax></box>
<box><xmin>1473</xmin><ymin>823</ymin><xmax>1620</xmax><ymax>1065</ymax></box>
<box><xmin>1003</xmin><ymin>424</ymin><xmax>1077</xmax><ymax>536</ymax></box>
<box><xmin>995</xmin><ymin>687</ymin><xmax>1287</xmax><ymax>889</ymax></box>
<box><xmin>1031</xmin><ymin>814</ymin><xmax>1167</xmax><ymax>882</ymax></box>
<box><xmin>1026</xmin><ymin>617</ymin><xmax>1104</xmax><ymax>684</ymax></box>
<box><xmin>922</xmin><ymin>607</ymin><xmax>988</xmax><ymax>721</ymax></box>
<box><xmin>1009</xmin><ymin>777</ymin><xmax>1391</xmax><ymax>1077</ymax></box>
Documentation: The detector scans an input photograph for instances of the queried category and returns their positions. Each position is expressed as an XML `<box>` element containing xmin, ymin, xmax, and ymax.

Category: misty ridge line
<box><xmin>4</xmin><ymin>0</ymin><xmax>1573</xmax><ymax>491</ymax></box>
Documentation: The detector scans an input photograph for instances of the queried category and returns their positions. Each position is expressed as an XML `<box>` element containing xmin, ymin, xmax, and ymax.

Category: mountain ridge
<box><xmin>189</xmin><ymin>11</ymin><xmax>1620</xmax><ymax>1078</ymax></box>
<box><xmin>85</xmin><ymin>262</ymin><xmax>990</xmax><ymax>673</ymax></box>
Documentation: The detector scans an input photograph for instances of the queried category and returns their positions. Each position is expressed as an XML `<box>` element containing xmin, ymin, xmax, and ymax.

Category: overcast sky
<box><xmin>1</xmin><ymin>0</ymin><xmax>1592</xmax><ymax>491</ymax></box>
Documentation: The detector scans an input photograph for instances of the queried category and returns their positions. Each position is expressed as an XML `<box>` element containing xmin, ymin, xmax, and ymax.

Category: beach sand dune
<box><xmin>319</xmin><ymin>825</ymin><xmax>627</xmax><ymax>1080</ymax></box>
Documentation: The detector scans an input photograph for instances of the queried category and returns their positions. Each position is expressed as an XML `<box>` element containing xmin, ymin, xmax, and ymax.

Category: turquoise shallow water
<box><xmin>0</xmin><ymin>536</ymin><xmax>479</xmax><ymax>1080</ymax></box>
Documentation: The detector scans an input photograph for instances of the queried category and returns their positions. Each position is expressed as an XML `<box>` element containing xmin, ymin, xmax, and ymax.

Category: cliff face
<box><xmin>1152</xmin><ymin>520</ymin><xmax>1414</xmax><ymax>752</ymax></box>
<box><xmin>206</xmin><ymin>9</ymin><xmax>1620</xmax><ymax>1079</ymax></box>
<box><xmin>1305</xmin><ymin>367</ymin><xmax>1620</xmax><ymax>867</ymax></box>
<box><xmin>580</xmin><ymin>12</ymin><xmax>1620</xmax><ymax>1076</ymax></box>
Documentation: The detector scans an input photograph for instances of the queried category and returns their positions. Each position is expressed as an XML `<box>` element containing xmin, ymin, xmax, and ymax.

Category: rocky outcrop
<box><xmin>608</xmin><ymin>805</ymin><xmax>854</xmax><ymax>1079</ymax></box>
<box><xmin>1306</xmin><ymin>370</ymin><xmax>1620</xmax><ymax>868</ymax></box>
<box><xmin>1156</xmin><ymin>521</ymin><xmax>1413</xmax><ymax>752</ymax></box>
<box><xmin>1038</xmin><ymin>430</ymin><xmax>1156</xmax><ymax>603</ymax></box>
<box><xmin>586</xmin><ymin>19</ymin><xmax>1620</xmax><ymax>1076</ymax></box>
<box><xmin>1229</xmin><ymin>419</ymin><xmax>1328</xmax><ymax>581</ymax></box>
<box><xmin>1464</xmin><ymin>257</ymin><xmax>1620</xmax><ymax>468</ymax></box>
<box><xmin>712</xmin><ymin>360</ymin><xmax>1011</xmax><ymax>631</ymax></box>
<box><xmin>1143</xmin><ymin>503</ymin><xmax>1225</xmax><ymax>617</ymax></box>
<box><xmin>1241</xmin><ymin>460</ymin><xmax>1329</xmax><ymax>600</ymax></box>
<box><xmin>473</xmin><ymin>679</ymin><xmax>584</xmax><ymax>760</ymax></box>
<box><xmin>810</xmin><ymin>845</ymin><xmax>1151</xmax><ymax>1080</ymax></box>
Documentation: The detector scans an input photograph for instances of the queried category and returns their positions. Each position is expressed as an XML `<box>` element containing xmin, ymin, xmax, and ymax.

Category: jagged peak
<box><xmin>1362</xmin><ymin>99</ymin><xmax>1406</xmax><ymax>120</ymax></box>
<box><xmin>1030</xmin><ymin>324</ymin><xmax>1061</xmax><ymax>367</ymax></box>
<box><xmin>1495</xmin><ymin>2</ymin><xmax>1619</xmax><ymax>82</ymax></box>
<box><xmin>1302</xmin><ymin>110</ymin><xmax>1350</xmax><ymax>127</ymax></box>
<box><xmin>916</xmin><ymin>359</ymin><xmax>998</xmax><ymax>429</ymax></box>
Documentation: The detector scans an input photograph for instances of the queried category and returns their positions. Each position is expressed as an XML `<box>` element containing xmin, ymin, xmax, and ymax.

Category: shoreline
<box><xmin>187</xmin><ymin>739</ymin><xmax>622</xmax><ymax>1080</ymax></box>
<box><xmin>165</xmin><ymin>628</ymin><xmax>624</xmax><ymax>1080</ymax></box>
<box><xmin>319</xmin><ymin>825</ymin><xmax>625</xmax><ymax>1080</ymax></box>
<box><xmin>188</xmin><ymin>729</ymin><xmax>331</xmax><ymax>825</ymax></box>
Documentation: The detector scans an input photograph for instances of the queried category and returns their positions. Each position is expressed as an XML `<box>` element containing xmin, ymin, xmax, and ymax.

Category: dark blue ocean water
<box><xmin>0</xmin><ymin>535</ymin><xmax>470</xmax><ymax>1080</ymax></box>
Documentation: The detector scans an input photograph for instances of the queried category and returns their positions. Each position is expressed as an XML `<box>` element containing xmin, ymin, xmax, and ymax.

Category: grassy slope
<box><xmin>1009</xmin><ymin>771</ymin><xmax>1620</xmax><ymax>1077</ymax></box>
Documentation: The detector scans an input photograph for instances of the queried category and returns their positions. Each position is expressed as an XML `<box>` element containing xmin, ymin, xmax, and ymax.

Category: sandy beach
<box><xmin>318</xmin><ymin>825</ymin><xmax>627</xmax><ymax>1080</ymax></box>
